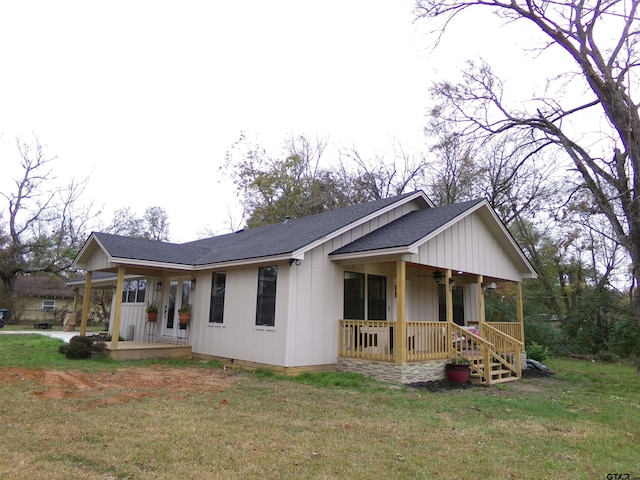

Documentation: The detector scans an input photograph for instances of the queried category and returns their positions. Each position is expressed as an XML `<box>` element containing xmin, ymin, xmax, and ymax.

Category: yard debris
<box><xmin>526</xmin><ymin>359</ymin><xmax>554</xmax><ymax>374</ymax></box>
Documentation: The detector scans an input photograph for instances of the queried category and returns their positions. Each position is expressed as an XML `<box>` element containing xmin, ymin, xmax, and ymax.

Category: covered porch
<box><xmin>75</xmin><ymin>264</ymin><xmax>196</xmax><ymax>359</ymax></box>
<box><xmin>337</xmin><ymin>261</ymin><xmax>526</xmax><ymax>385</ymax></box>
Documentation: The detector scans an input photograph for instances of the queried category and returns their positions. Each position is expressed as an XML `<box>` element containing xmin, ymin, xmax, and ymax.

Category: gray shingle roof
<box><xmin>91</xmin><ymin>191</ymin><xmax>422</xmax><ymax>266</ymax></box>
<box><xmin>330</xmin><ymin>199</ymin><xmax>485</xmax><ymax>255</ymax></box>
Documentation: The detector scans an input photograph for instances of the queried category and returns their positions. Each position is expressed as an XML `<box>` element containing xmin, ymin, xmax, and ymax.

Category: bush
<box><xmin>59</xmin><ymin>335</ymin><xmax>101</xmax><ymax>359</ymax></box>
<box><xmin>527</xmin><ymin>341</ymin><xmax>550</xmax><ymax>362</ymax></box>
<box><xmin>69</xmin><ymin>335</ymin><xmax>94</xmax><ymax>348</ymax></box>
<box><xmin>64</xmin><ymin>341</ymin><xmax>90</xmax><ymax>359</ymax></box>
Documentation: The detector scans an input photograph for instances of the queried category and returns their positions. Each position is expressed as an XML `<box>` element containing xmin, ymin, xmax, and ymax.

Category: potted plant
<box><xmin>445</xmin><ymin>356</ymin><xmax>471</xmax><ymax>383</ymax></box>
<box><xmin>178</xmin><ymin>303</ymin><xmax>191</xmax><ymax>324</ymax></box>
<box><xmin>90</xmin><ymin>340</ymin><xmax>107</xmax><ymax>360</ymax></box>
<box><xmin>146</xmin><ymin>302</ymin><xmax>159</xmax><ymax>322</ymax></box>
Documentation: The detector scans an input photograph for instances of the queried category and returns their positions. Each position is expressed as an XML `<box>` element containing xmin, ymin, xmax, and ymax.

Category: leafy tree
<box><xmin>223</xmin><ymin>133</ymin><xmax>354</xmax><ymax>227</ymax></box>
<box><xmin>416</xmin><ymin>0</ymin><xmax>640</xmax><ymax>331</ymax></box>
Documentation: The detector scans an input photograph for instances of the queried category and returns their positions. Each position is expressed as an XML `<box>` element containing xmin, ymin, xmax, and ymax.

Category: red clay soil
<box><xmin>0</xmin><ymin>367</ymin><xmax>235</xmax><ymax>407</ymax></box>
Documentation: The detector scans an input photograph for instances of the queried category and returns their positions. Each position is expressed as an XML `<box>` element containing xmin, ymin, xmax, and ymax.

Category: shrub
<box><xmin>69</xmin><ymin>336</ymin><xmax>94</xmax><ymax>348</ymax></box>
<box><xmin>64</xmin><ymin>341</ymin><xmax>90</xmax><ymax>359</ymax></box>
<box><xmin>527</xmin><ymin>341</ymin><xmax>550</xmax><ymax>362</ymax></box>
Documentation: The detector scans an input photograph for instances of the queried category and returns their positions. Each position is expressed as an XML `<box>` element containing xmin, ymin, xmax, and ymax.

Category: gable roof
<box><xmin>330</xmin><ymin>199</ymin><xmax>485</xmax><ymax>255</ymax></box>
<box><xmin>75</xmin><ymin>191</ymin><xmax>430</xmax><ymax>269</ymax></box>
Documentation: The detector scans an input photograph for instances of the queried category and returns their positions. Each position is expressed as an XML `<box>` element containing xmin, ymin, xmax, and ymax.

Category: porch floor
<box><xmin>104</xmin><ymin>341</ymin><xmax>192</xmax><ymax>361</ymax></box>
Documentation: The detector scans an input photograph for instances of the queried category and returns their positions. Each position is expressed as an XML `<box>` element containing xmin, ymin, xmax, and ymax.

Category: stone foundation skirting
<box><xmin>337</xmin><ymin>358</ymin><xmax>448</xmax><ymax>384</ymax></box>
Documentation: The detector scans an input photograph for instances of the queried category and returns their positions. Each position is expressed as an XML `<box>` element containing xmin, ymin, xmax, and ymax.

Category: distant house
<box><xmin>72</xmin><ymin>191</ymin><xmax>537</xmax><ymax>384</ymax></box>
<box><xmin>12</xmin><ymin>276</ymin><xmax>75</xmax><ymax>324</ymax></box>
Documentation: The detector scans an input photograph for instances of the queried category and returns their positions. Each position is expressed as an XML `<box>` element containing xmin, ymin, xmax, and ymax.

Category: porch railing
<box><xmin>338</xmin><ymin>320</ymin><xmax>394</xmax><ymax>362</ymax></box>
<box><xmin>451</xmin><ymin>323</ymin><xmax>493</xmax><ymax>383</ymax></box>
<box><xmin>338</xmin><ymin>320</ymin><xmax>452</xmax><ymax>362</ymax></box>
<box><xmin>486</xmin><ymin>321</ymin><xmax>522</xmax><ymax>343</ymax></box>
<box><xmin>406</xmin><ymin>322</ymin><xmax>451</xmax><ymax>361</ymax></box>
<box><xmin>480</xmin><ymin>322</ymin><xmax>523</xmax><ymax>378</ymax></box>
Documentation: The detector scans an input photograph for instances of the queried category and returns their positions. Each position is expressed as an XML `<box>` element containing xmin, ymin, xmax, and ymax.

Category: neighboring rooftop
<box><xmin>14</xmin><ymin>275</ymin><xmax>74</xmax><ymax>298</ymax></box>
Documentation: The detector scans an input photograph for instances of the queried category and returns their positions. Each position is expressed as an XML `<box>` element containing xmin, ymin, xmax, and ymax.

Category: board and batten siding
<box><xmin>190</xmin><ymin>264</ymin><xmax>289</xmax><ymax>366</ymax></box>
<box><xmin>410</xmin><ymin>211</ymin><xmax>524</xmax><ymax>282</ymax></box>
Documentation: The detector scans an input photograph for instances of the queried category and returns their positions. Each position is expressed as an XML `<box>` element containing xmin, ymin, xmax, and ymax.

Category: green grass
<box><xmin>1</xmin><ymin>334</ymin><xmax>639</xmax><ymax>479</ymax></box>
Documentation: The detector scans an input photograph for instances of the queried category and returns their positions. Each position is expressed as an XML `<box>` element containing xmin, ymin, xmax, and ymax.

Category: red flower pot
<box><xmin>445</xmin><ymin>363</ymin><xmax>470</xmax><ymax>383</ymax></box>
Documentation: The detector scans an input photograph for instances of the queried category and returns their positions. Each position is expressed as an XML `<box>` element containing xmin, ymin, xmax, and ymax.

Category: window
<box><xmin>367</xmin><ymin>275</ymin><xmax>387</xmax><ymax>320</ymax></box>
<box><xmin>42</xmin><ymin>300</ymin><xmax>55</xmax><ymax>311</ymax></box>
<box><xmin>209</xmin><ymin>272</ymin><xmax>226</xmax><ymax>324</ymax></box>
<box><xmin>121</xmin><ymin>279</ymin><xmax>147</xmax><ymax>303</ymax></box>
<box><xmin>256</xmin><ymin>266</ymin><xmax>277</xmax><ymax>326</ymax></box>
<box><xmin>344</xmin><ymin>272</ymin><xmax>365</xmax><ymax>319</ymax></box>
<box><xmin>344</xmin><ymin>272</ymin><xmax>387</xmax><ymax>321</ymax></box>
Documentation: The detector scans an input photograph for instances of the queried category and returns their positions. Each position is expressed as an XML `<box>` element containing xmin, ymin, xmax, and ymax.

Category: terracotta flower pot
<box><xmin>178</xmin><ymin>313</ymin><xmax>191</xmax><ymax>324</ymax></box>
<box><xmin>147</xmin><ymin>312</ymin><xmax>158</xmax><ymax>322</ymax></box>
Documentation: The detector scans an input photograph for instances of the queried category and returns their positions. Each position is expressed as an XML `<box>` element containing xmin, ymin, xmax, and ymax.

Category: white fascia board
<box><xmin>109</xmin><ymin>257</ymin><xmax>195</xmax><ymax>272</ymax></box>
<box><xmin>297</xmin><ymin>191</ymin><xmax>430</xmax><ymax>257</ymax></box>
<box><xmin>329</xmin><ymin>246</ymin><xmax>415</xmax><ymax>262</ymax></box>
<box><xmin>192</xmin><ymin>253</ymin><xmax>301</xmax><ymax>271</ymax></box>
<box><xmin>66</xmin><ymin>273</ymin><xmax>145</xmax><ymax>287</ymax></box>
<box><xmin>71</xmin><ymin>232</ymin><xmax>101</xmax><ymax>269</ymax></box>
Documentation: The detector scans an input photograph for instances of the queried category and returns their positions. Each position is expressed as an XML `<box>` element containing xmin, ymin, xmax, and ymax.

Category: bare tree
<box><xmin>103</xmin><ymin>206</ymin><xmax>170</xmax><ymax>241</ymax></box>
<box><xmin>416</xmin><ymin>0</ymin><xmax>640</xmax><ymax>328</ymax></box>
<box><xmin>0</xmin><ymin>137</ymin><xmax>97</xmax><ymax>297</ymax></box>
<box><xmin>339</xmin><ymin>138</ymin><xmax>428</xmax><ymax>201</ymax></box>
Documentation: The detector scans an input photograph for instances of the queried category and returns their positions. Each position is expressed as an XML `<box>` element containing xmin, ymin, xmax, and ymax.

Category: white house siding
<box><xmin>285</xmin><ymin>244</ymin><xmax>344</xmax><ymax>367</ymax></box>
<box><xmin>190</xmin><ymin>264</ymin><xmax>289</xmax><ymax>367</ymax></box>
<box><xmin>410</xmin><ymin>212</ymin><xmax>524</xmax><ymax>282</ymax></box>
<box><xmin>406</xmin><ymin>273</ymin><xmax>438</xmax><ymax>322</ymax></box>
<box><xmin>85</xmin><ymin>246</ymin><xmax>111</xmax><ymax>271</ymax></box>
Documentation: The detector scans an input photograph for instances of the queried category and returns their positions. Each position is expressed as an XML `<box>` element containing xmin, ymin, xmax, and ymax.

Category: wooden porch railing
<box><xmin>338</xmin><ymin>320</ymin><xmax>456</xmax><ymax>362</ymax></box>
<box><xmin>486</xmin><ymin>321</ymin><xmax>522</xmax><ymax>343</ymax></box>
<box><xmin>338</xmin><ymin>320</ymin><xmax>524</xmax><ymax>384</ymax></box>
<box><xmin>338</xmin><ymin>320</ymin><xmax>394</xmax><ymax>362</ymax></box>
<box><xmin>451</xmin><ymin>323</ymin><xmax>493</xmax><ymax>383</ymax></box>
<box><xmin>480</xmin><ymin>322</ymin><xmax>523</xmax><ymax>379</ymax></box>
<box><xmin>406</xmin><ymin>322</ymin><xmax>451</xmax><ymax>361</ymax></box>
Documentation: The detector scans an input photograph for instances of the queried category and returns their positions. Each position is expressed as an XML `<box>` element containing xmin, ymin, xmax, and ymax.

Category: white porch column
<box><xmin>516</xmin><ymin>281</ymin><xmax>524</xmax><ymax>342</ymax></box>
<box><xmin>477</xmin><ymin>275</ymin><xmax>485</xmax><ymax>323</ymax></box>
<box><xmin>394</xmin><ymin>260</ymin><xmax>407</xmax><ymax>365</ymax></box>
<box><xmin>111</xmin><ymin>266</ymin><xmax>125</xmax><ymax>350</ymax></box>
<box><xmin>79</xmin><ymin>271</ymin><xmax>92</xmax><ymax>336</ymax></box>
<box><xmin>445</xmin><ymin>269</ymin><xmax>453</xmax><ymax>324</ymax></box>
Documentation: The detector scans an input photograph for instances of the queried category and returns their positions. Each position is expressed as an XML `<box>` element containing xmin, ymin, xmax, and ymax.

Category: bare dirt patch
<box><xmin>0</xmin><ymin>366</ymin><xmax>236</xmax><ymax>407</ymax></box>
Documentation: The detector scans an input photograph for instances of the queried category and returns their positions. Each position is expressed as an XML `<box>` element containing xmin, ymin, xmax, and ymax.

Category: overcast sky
<box><xmin>1</xmin><ymin>1</ymin><xmax>546</xmax><ymax>242</ymax></box>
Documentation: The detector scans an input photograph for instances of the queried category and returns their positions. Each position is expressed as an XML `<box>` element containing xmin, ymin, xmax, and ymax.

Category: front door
<box><xmin>161</xmin><ymin>278</ymin><xmax>191</xmax><ymax>339</ymax></box>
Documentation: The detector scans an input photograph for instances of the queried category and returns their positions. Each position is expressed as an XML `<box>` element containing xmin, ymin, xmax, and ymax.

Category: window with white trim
<box><xmin>256</xmin><ymin>266</ymin><xmax>277</xmax><ymax>326</ymax></box>
<box><xmin>42</xmin><ymin>300</ymin><xmax>55</xmax><ymax>311</ymax></box>
<box><xmin>209</xmin><ymin>272</ymin><xmax>226</xmax><ymax>324</ymax></box>
<box><xmin>121</xmin><ymin>279</ymin><xmax>147</xmax><ymax>303</ymax></box>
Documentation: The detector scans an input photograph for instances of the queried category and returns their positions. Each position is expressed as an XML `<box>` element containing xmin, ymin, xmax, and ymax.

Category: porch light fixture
<box><xmin>288</xmin><ymin>259</ymin><xmax>302</xmax><ymax>266</ymax></box>
<box><xmin>190</xmin><ymin>279</ymin><xmax>197</xmax><ymax>291</ymax></box>
<box><xmin>432</xmin><ymin>271</ymin><xmax>444</xmax><ymax>284</ymax></box>
<box><xmin>449</xmin><ymin>278</ymin><xmax>456</xmax><ymax>290</ymax></box>
<box><xmin>482</xmin><ymin>282</ymin><xmax>497</xmax><ymax>294</ymax></box>
<box><xmin>155</xmin><ymin>281</ymin><xmax>162</xmax><ymax>292</ymax></box>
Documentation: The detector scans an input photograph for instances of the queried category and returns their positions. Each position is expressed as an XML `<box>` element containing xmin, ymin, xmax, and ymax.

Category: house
<box><xmin>11</xmin><ymin>275</ymin><xmax>75</xmax><ymax>326</ymax></box>
<box><xmin>71</xmin><ymin>191</ymin><xmax>537</xmax><ymax>384</ymax></box>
